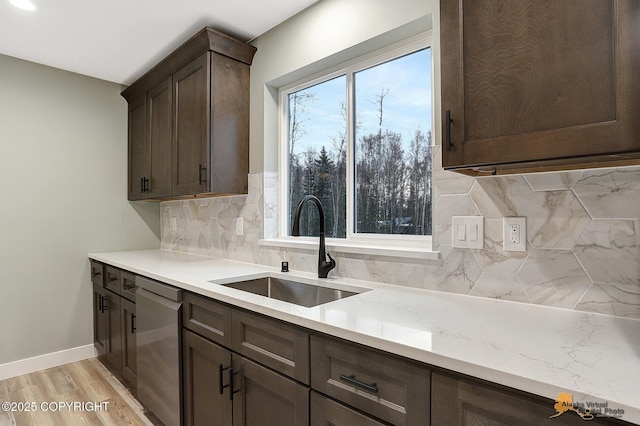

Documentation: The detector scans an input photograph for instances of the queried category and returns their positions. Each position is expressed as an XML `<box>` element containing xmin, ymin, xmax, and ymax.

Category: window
<box><xmin>280</xmin><ymin>36</ymin><xmax>433</xmax><ymax>246</ymax></box>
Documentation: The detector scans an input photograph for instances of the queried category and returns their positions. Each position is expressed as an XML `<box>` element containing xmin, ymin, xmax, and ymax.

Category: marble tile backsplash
<box><xmin>161</xmin><ymin>149</ymin><xmax>640</xmax><ymax>319</ymax></box>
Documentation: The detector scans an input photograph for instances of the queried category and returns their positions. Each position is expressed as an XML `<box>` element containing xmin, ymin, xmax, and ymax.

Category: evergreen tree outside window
<box><xmin>282</xmin><ymin>37</ymin><xmax>432</xmax><ymax>243</ymax></box>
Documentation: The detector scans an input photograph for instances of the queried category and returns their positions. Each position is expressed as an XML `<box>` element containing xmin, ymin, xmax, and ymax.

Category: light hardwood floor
<box><xmin>0</xmin><ymin>358</ymin><xmax>156</xmax><ymax>426</ymax></box>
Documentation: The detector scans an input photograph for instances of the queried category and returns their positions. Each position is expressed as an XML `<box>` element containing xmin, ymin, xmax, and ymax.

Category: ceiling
<box><xmin>0</xmin><ymin>0</ymin><xmax>318</xmax><ymax>85</ymax></box>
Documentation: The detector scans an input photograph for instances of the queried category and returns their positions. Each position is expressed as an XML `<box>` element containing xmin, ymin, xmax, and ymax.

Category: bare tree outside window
<box><xmin>354</xmin><ymin>49</ymin><xmax>432</xmax><ymax>236</ymax></box>
<box><xmin>286</xmin><ymin>46</ymin><xmax>432</xmax><ymax>239</ymax></box>
<box><xmin>287</xmin><ymin>76</ymin><xmax>346</xmax><ymax>237</ymax></box>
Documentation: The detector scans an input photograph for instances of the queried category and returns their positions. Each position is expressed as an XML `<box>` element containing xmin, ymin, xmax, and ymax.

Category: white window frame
<box><xmin>271</xmin><ymin>32</ymin><xmax>438</xmax><ymax>259</ymax></box>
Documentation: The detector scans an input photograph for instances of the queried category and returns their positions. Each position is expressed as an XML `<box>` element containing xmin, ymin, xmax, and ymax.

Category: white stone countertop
<box><xmin>89</xmin><ymin>249</ymin><xmax>640</xmax><ymax>424</ymax></box>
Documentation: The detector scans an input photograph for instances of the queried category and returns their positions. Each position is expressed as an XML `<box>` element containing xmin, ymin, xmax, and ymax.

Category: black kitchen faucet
<box><xmin>291</xmin><ymin>195</ymin><xmax>336</xmax><ymax>278</ymax></box>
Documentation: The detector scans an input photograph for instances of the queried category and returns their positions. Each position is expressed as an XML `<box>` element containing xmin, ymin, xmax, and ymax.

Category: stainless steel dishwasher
<box><xmin>136</xmin><ymin>276</ymin><xmax>182</xmax><ymax>426</ymax></box>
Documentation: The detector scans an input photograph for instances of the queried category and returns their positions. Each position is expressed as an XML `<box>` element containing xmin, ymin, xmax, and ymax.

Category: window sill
<box><xmin>258</xmin><ymin>237</ymin><xmax>440</xmax><ymax>261</ymax></box>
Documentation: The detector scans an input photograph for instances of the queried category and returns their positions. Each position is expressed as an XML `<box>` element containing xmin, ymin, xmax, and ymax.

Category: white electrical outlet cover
<box><xmin>503</xmin><ymin>217</ymin><xmax>526</xmax><ymax>252</ymax></box>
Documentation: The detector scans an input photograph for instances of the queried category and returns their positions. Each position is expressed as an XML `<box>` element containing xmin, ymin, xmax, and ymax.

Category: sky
<box><xmin>288</xmin><ymin>47</ymin><xmax>432</xmax><ymax>160</ymax></box>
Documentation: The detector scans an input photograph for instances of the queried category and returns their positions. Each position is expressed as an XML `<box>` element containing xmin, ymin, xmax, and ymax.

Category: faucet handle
<box><xmin>325</xmin><ymin>252</ymin><xmax>336</xmax><ymax>272</ymax></box>
<box><xmin>326</xmin><ymin>252</ymin><xmax>335</xmax><ymax>267</ymax></box>
<box><xmin>319</xmin><ymin>252</ymin><xmax>336</xmax><ymax>278</ymax></box>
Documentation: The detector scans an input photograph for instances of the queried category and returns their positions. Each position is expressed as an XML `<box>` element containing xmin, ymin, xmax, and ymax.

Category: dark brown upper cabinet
<box><xmin>122</xmin><ymin>27</ymin><xmax>256</xmax><ymax>200</ymax></box>
<box><xmin>440</xmin><ymin>0</ymin><xmax>640</xmax><ymax>175</ymax></box>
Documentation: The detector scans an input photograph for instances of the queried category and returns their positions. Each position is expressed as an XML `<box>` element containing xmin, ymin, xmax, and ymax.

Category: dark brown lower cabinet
<box><xmin>104</xmin><ymin>289</ymin><xmax>122</xmax><ymax>372</ymax></box>
<box><xmin>121</xmin><ymin>298</ymin><xmax>137</xmax><ymax>386</ymax></box>
<box><xmin>183</xmin><ymin>329</ymin><xmax>233</xmax><ymax>426</ymax></box>
<box><xmin>92</xmin><ymin>272</ymin><xmax>634</xmax><ymax>426</ymax></box>
<box><xmin>183</xmin><ymin>328</ymin><xmax>309</xmax><ymax>426</ymax></box>
<box><xmin>232</xmin><ymin>355</ymin><xmax>309</xmax><ymax>426</ymax></box>
<box><xmin>91</xmin><ymin>263</ymin><xmax>137</xmax><ymax>390</ymax></box>
<box><xmin>431</xmin><ymin>372</ymin><xmax>629</xmax><ymax>426</ymax></box>
<box><xmin>92</xmin><ymin>282</ymin><xmax>107</xmax><ymax>358</ymax></box>
<box><xmin>310</xmin><ymin>392</ymin><xmax>385</xmax><ymax>426</ymax></box>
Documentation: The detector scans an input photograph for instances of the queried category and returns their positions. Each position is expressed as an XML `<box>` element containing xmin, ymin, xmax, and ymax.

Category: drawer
<box><xmin>90</xmin><ymin>260</ymin><xmax>104</xmax><ymax>287</ymax></box>
<box><xmin>121</xmin><ymin>271</ymin><xmax>137</xmax><ymax>302</ymax></box>
<box><xmin>232</xmin><ymin>309</ymin><xmax>309</xmax><ymax>385</ymax></box>
<box><xmin>182</xmin><ymin>292</ymin><xmax>232</xmax><ymax>347</ymax></box>
<box><xmin>311</xmin><ymin>391</ymin><xmax>386</xmax><ymax>426</ymax></box>
<box><xmin>104</xmin><ymin>266</ymin><xmax>121</xmax><ymax>294</ymax></box>
<box><xmin>311</xmin><ymin>334</ymin><xmax>430</xmax><ymax>426</ymax></box>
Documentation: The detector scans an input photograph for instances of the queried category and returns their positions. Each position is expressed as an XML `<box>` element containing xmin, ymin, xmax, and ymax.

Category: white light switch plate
<box><xmin>452</xmin><ymin>216</ymin><xmax>484</xmax><ymax>249</ymax></box>
<box><xmin>503</xmin><ymin>217</ymin><xmax>526</xmax><ymax>252</ymax></box>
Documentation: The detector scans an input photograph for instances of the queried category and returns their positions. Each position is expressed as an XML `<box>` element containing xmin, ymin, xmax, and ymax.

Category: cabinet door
<box><xmin>172</xmin><ymin>53</ymin><xmax>210</xmax><ymax>196</ymax></box>
<box><xmin>147</xmin><ymin>77</ymin><xmax>172</xmax><ymax>198</ymax></box>
<box><xmin>128</xmin><ymin>96</ymin><xmax>148</xmax><ymax>200</ymax></box>
<box><xmin>310</xmin><ymin>391</ymin><xmax>385</xmax><ymax>426</ymax></box>
<box><xmin>431</xmin><ymin>372</ymin><xmax>624</xmax><ymax>426</ymax></box>
<box><xmin>210</xmin><ymin>52</ymin><xmax>250</xmax><ymax>194</ymax></box>
<box><xmin>121</xmin><ymin>298</ymin><xmax>137</xmax><ymax>387</ymax></box>
<box><xmin>92</xmin><ymin>282</ymin><xmax>107</xmax><ymax>358</ymax></box>
<box><xmin>104</xmin><ymin>290</ymin><xmax>122</xmax><ymax>373</ymax></box>
<box><xmin>441</xmin><ymin>0</ymin><xmax>640</xmax><ymax>171</ymax></box>
<box><xmin>183</xmin><ymin>329</ymin><xmax>232</xmax><ymax>426</ymax></box>
<box><xmin>232</xmin><ymin>355</ymin><xmax>309</xmax><ymax>426</ymax></box>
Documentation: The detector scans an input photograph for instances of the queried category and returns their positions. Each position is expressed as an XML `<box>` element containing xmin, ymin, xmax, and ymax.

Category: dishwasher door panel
<box><xmin>136</xmin><ymin>286</ymin><xmax>182</xmax><ymax>426</ymax></box>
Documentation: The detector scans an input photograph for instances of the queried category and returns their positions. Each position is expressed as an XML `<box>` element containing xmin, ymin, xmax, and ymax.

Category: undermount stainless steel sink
<box><xmin>220</xmin><ymin>277</ymin><xmax>367</xmax><ymax>307</ymax></box>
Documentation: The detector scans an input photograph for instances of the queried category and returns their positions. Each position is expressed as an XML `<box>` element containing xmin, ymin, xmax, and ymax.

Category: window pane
<box><xmin>287</xmin><ymin>75</ymin><xmax>347</xmax><ymax>238</ymax></box>
<box><xmin>354</xmin><ymin>48</ymin><xmax>432</xmax><ymax>236</ymax></box>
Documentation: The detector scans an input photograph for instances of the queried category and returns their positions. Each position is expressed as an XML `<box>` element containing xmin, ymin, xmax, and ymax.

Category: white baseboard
<box><xmin>0</xmin><ymin>344</ymin><xmax>97</xmax><ymax>381</ymax></box>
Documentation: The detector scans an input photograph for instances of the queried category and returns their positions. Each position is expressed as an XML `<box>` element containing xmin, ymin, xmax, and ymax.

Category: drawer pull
<box><xmin>339</xmin><ymin>374</ymin><xmax>379</xmax><ymax>393</ymax></box>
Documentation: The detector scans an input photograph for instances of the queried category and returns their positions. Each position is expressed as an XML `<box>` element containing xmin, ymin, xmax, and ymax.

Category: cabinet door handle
<box><xmin>99</xmin><ymin>295</ymin><xmax>108</xmax><ymax>313</ymax></box>
<box><xmin>229</xmin><ymin>368</ymin><xmax>240</xmax><ymax>401</ymax></box>
<box><xmin>218</xmin><ymin>364</ymin><xmax>240</xmax><ymax>400</ymax></box>
<box><xmin>140</xmin><ymin>177</ymin><xmax>149</xmax><ymax>193</ymax></box>
<box><xmin>91</xmin><ymin>270</ymin><xmax>101</xmax><ymax>278</ymax></box>
<box><xmin>131</xmin><ymin>313</ymin><xmax>136</xmax><ymax>334</ymax></box>
<box><xmin>445</xmin><ymin>109</ymin><xmax>453</xmax><ymax>152</ymax></box>
<box><xmin>198</xmin><ymin>164</ymin><xmax>207</xmax><ymax>185</ymax></box>
<box><xmin>339</xmin><ymin>374</ymin><xmax>379</xmax><ymax>394</ymax></box>
<box><xmin>219</xmin><ymin>364</ymin><xmax>231</xmax><ymax>396</ymax></box>
<box><xmin>108</xmin><ymin>276</ymin><xmax>118</xmax><ymax>283</ymax></box>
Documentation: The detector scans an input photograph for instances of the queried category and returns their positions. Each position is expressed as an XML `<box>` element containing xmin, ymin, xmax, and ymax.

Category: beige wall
<box><xmin>0</xmin><ymin>54</ymin><xmax>160</xmax><ymax>364</ymax></box>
